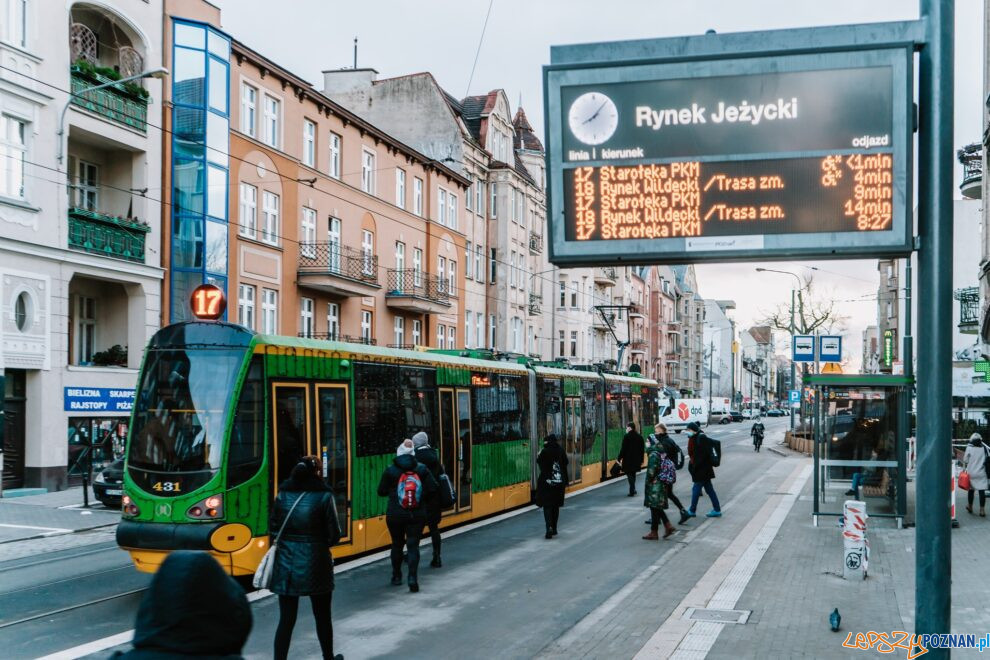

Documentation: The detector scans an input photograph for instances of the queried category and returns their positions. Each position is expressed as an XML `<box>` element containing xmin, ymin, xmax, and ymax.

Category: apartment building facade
<box><xmin>1</xmin><ymin>0</ymin><xmax>166</xmax><ymax>489</ymax></box>
<box><xmin>703</xmin><ymin>299</ymin><xmax>736</xmax><ymax>400</ymax></box>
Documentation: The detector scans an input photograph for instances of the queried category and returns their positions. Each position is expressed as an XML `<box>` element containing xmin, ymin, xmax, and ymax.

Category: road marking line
<box><xmin>634</xmin><ymin>461</ymin><xmax>812</xmax><ymax>659</ymax></box>
<box><xmin>0</xmin><ymin>523</ymin><xmax>71</xmax><ymax>535</ymax></box>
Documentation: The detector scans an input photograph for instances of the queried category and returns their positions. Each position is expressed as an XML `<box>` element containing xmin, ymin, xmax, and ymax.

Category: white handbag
<box><xmin>253</xmin><ymin>493</ymin><xmax>305</xmax><ymax>590</ymax></box>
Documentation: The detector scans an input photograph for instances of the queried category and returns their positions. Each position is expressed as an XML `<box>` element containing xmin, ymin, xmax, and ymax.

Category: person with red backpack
<box><xmin>642</xmin><ymin>434</ymin><xmax>677</xmax><ymax>539</ymax></box>
<box><xmin>377</xmin><ymin>439</ymin><xmax>438</xmax><ymax>592</ymax></box>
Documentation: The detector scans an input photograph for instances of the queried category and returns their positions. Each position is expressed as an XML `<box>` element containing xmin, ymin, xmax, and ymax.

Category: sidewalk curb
<box><xmin>0</xmin><ymin>522</ymin><xmax>117</xmax><ymax>545</ymax></box>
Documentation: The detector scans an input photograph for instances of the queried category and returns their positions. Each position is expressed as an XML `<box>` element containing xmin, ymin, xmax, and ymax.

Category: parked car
<box><xmin>742</xmin><ymin>409</ymin><xmax>757</xmax><ymax>419</ymax></box>
<box><xmin>729</xmin><ymin>410</ymin><xmax>744</xmax><ymax>422</ymax></box>
<box><xmin>766</xmin><ymin>409</ymin><xmax>786</xmax><ymax>417</ymax></box>
<box><xmin>93</xmin><ymin>457</ymin><xmax>125</xmax><ymax>509</ymax></box>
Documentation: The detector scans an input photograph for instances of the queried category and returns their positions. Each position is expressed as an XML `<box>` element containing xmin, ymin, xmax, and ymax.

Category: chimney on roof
<box><xmin>322</xmin><ymin>68</ymin><xmax>378</xmax><ymax>95</ymax></box>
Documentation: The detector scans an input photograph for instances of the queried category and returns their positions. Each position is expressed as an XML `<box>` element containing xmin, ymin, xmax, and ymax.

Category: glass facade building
<box><xmin>170</xmin><ymin>20</ymin><xmax>231</xmax><ymax>321</ymax></box>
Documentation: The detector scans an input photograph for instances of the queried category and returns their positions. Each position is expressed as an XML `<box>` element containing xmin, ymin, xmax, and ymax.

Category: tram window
<box><xmin>607</xmin><ymin>383</ymin><xmax>623</xmax><ymax>434</ymax></box>
<box><xmin>354</xmin><ymin>362</ymin><xmax>401</xmax><ymax>456</ymax></box>
<box><xmin>641</xmin><ymin>388</ymin><xmax>658</xmax><ymax>431</ymax></box>
<box><xmin>399</xmin><ymin>367</ymin><xmax>437</xmax><ymax>442</ymax></box>
<box><xmin>318</xmin><ymin>387</ymin><xmax>349</xmax><ymax>530</ymax></box>
<box><xmin>581</xmin><ymin>380</ymin><xmax>599</xmax><ymax>456</ymax></box>
<box><xmin>275</xmin><ymin>387</ymin><xmax>307</xmax><ymax>485</ymax></box>
<box><xmin>537</xmin><ymin>378</ymin><xmax>562</xmax><ymax>441</ymax></box>
<box><xmin>472</xmin><ymin>374</ymin><xmax>528</xmax><ymax>444</ymax></box>
<box><xmin>228</xmin><ymin>358</ymin><xmax>264</xmax><ymax>488</ymax></box>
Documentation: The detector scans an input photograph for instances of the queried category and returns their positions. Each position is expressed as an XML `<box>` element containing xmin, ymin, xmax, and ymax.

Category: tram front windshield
<box><xmin>128</xmin><ymin>347</ymin><xmax>244</xmax><ymax>495</ymax></box>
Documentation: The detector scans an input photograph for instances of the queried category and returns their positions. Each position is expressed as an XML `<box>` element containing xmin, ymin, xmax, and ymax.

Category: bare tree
<box><xmin>758</xmin><ymin>274</ymin><xmax>849</xmax><ymax>336</ymax></box>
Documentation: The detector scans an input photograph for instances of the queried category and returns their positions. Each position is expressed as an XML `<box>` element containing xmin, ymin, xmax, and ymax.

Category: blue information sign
<box><xmin>819</xmin><ymin>335</ymin><xmax>843</xmax><ymax>362</ymax></box>
<box><xmin>64</xmin><ymin>387</ymin><xmax>135</xmax><ymax>413</ymax></box>
<box><xmin>789</xmin><ymin>389</ymin><xmax>801</xmax><ymax>403</ymax></box>
<box><xmin>793</xmin><ymin>335</ymin><xmax>815</xmax><ymax>363</ymax></box>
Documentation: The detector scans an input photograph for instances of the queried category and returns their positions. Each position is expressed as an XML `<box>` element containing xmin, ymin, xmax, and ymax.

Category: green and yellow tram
<box><xmin>117</xmin><ymin>320</ymin><xmax>658</xmax><ymax>575</ymax></box>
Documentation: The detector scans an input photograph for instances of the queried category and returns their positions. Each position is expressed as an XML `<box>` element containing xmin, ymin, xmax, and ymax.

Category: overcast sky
<box><xmin>215</xmin><ymin>0</ymin><xmax>985</xmax><ymax>372</ymax></box>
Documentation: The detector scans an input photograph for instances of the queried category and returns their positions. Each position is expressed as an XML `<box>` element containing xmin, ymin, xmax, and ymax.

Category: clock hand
<box><xmin>582</xmin><ymin>100</ymin><xmax>610</xmax><ymax>124</ymax></box>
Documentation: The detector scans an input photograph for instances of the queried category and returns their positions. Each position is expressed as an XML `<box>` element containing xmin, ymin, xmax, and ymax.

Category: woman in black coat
<box><xmin>269</xmin><ymin>457</ymin><xmax>342</xmax><ymax>660</ymax></box>
<box><xmin>536</xmin><ymin>434</ymin><xmax>568</xmax><ymax>539</ymax></box>
<box><xmin>618</xmin><ymin>422</ymin><xmax>646</xmax><ymax>496</ymax></box>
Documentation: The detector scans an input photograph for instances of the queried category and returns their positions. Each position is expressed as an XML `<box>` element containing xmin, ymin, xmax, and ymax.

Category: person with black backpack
<box><xmin>536</xmin><ymin>434</ymin><xmax>569</xmax><ymax>539</ymax></box>
<box><xmin>377</xmin><ymin>439</ymin><xmax>438</xmax><ymax>592</ymax></box>
<box><xmin>412</xmin><ymin>431</ymin><xmax>449</xmax><ymax>568</ymax></box>
<box><xmin>653</xmin><ymin>423</ymin><xmax>690</xmax><ymax>525</ymax></box>
<box><xmin>685</xmin><ymin>421</ymin><xmax>722</xmax><ymax>519</ymax></box>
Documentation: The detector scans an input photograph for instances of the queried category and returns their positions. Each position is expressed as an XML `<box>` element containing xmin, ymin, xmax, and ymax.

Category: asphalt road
<box><xmin>0</xmin><ymin>416</ymin><xmax>792</xmax><ymax>659</ymax></box>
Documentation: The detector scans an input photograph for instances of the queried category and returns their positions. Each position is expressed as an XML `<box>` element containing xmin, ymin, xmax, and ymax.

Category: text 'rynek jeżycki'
<box><xmin>635</xmin><ymin>98</ymin><xmax>799</xmax><ymax>130</ymax></box>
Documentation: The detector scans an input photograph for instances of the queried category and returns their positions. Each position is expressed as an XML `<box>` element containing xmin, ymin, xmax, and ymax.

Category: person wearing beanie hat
<box><xmin>686</xmin><ymin>421</ymin><xmax>722</xmax><ymax>519</ymax></box>
<box><xmin>536</xmin><ymin>434</ymin><xmax>568</xmax><ymax>539</ymax></box>
<box><xmin>412</xmin><ymin>431</ymin><xmax>445</xmax><ymax>567</ymax></box>
<box><xmin>378</xmin><ymin>439</ymin><xmax>438</xmax><ymax>591</ymax></box>
<box><xmin>618</xmin><ymin>422</ymin><xmax>646</xmax><ymax>497</ymax></box>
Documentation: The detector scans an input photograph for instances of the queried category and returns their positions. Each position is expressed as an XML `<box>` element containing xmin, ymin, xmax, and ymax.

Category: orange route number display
<box><xmin>190</xmin><ymin>283</ymin><xmax>227</xmax><ymax>320</ymax></box>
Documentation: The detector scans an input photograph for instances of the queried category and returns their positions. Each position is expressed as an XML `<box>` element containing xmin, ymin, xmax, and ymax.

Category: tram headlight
<box><xmin>186</xmin><ymin>494</ymin><xmax>224</xmax><ymax>520</ymax></box>
<box><xmin>122</xmin><ymin>494</ymin><xmax>140</xmax><ymax>517</ymax></box>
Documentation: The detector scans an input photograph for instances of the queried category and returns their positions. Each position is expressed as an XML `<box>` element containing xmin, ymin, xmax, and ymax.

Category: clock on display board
<box><xmin>568</xmin><ymin>92</ymin><xmax>618</xmax><ymax>145</ymax></box>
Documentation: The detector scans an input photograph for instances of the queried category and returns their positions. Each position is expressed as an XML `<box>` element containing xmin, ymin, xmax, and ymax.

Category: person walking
<box><xmin>685</xmin><ymin>421</ymin><xmax>722</xmax><ymax>518</ymax></box>
<box><xmin>654</xmin><ymin>423</ymin><xmax>690</xmax><ymax>525</ymax></box>
<box><xmin>750</xmin><ymin>417</ymin><xmax>765</xmax><ymax>452</ymax></box>
<box><xmin>642</xmin><ymin>435</ymin><xmax>678</xmax><ymax>540</ymax></box>
<box><xmin>618</xmin><ymin>422</ymin><xmax>646</xmax><ymax>496</ymax></box>
<box><xmin>963</xmin><ymin>433</ymin><xmax>989</xmax><ymax>516</ymax></box>
<box><xmin>536</xmin><ymin>434</ymin><xmax>568</xmax><ymax>539</ymax></box>
<box><xmin>269</xmin><ymin>457</ymin><xmax>343</xmax><ymax>660</ymax></box>
<box><xmin>377</xmin><ymin>439</ymin><xmax>438</xmax><ymax>592</ymax></box>
<box><xmin>112</xmin><ymin>551</ymin><xmax>252</xmax><ymax>659</ymax></box>
<box><xmin>412</xmin><ymin>431</ymin><xmax>444</xmax><ymax>567</ymax></box>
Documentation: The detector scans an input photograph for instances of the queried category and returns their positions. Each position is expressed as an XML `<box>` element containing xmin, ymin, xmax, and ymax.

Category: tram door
<box><xmin>439</xmin><ymin>389</ymin><xmax>472</xmax><ymax>512</ymax></box>
<box><xmin>316</xmin><ymin>385</ymin><xmax>350</xmax><ymax>540</ymax></box>
<box><xmin>564</xmin><ymin>397</ymin><xmax>582</xmax><ymax>484</ymax></box>
<box><xmin>271</xmin><ymin>385</ymin><xmax>311</xmax><ymax>492</ymax></box>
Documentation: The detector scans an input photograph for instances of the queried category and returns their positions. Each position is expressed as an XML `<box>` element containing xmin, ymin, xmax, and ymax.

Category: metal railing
<box><xmin>385</xmin><ymin>269</ymin><xmax>450</xmax><ymax>305</ymax></box>
<box><xmin>299</xmin><ymin>242</ymin><xmax>379</xmax><ymax>285</ymax></box>
<box><xmin>387</xmin><ymin>343</ymin><xmax>417</xmax><ymax>350</ymax></box>
<box><xmin>297</xmin><ymin>332</ymin><xmax>376</xmax><ymax>345</ymax></box>
<box><xmin>67</xmin><ymin>207</ymin><xmax>149</xmax><ymax>263</ymax></box>
<box><xmin>528</xmin><ymin>292</ymin><xmax>542</xmax><ymax>315</ymax></box>
<box><xmin>955</xmin><ymin>286</ymin><xmax>980</xmax><ymax>331</ymax></box>
<box><xmin>70</xmin><ymin>67</ymin><xmax>148</xmax><ymax>132</ymax></box>
<box><xmin>529</xmin><ymin>231</ymin><xmax>543</xmax><ymax>253</ymax></box>
<box><xmin>630</xmin><ymin>338</ymin><xmax>647</xmax><ymax>349</ymax></box>
<box><xmin>958</xmin><ymin>142</ymin><xmax>983</xmax><ymax>186</ymax></box>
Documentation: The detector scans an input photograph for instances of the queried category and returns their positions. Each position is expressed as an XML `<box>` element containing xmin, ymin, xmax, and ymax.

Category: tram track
<box><xmin>0</xmin><ymin>588</ymin><xmax>146</xmax><ymax>631</ymax></box>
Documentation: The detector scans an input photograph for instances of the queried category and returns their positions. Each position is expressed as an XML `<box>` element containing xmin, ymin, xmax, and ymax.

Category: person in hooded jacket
<box><xmin>963</xmin><ymin>432</ymin><xmax>990</xmax><ymax>516</ymax></box>
<box><xmin>268</xmin><ymin>456</ymin><xmax>343</xmax><ymax>660</ymax></box>
<box><xmin>377</xmin><ymin>439</ymin><xmax>438</xmax><ymax>592</ymax></box>
<box><xmin>412</xmin><ymin>431</ymin><xmax>444</xmax><ymax>567</ymax></box>
<box><xmin>112</xmin><ymin>550</ymin><xmax>251</xmax><ymax>659</ymax></box>
<box><xmin>618</xmin><ymin>422</ymin><xmax>646</xmax><ymax>496</ymax></box>
<box><xmin>536</xmin><ymin>434</ymin><xmax>569</xmax><ymax>538</ymax></box>
<box><xmin>654</xmin><ymin>423</ymin><xmax>690</xmax><ymax>525</ymax></box>
<box><xmin>686</xmin><ymin>421</ymin><xmax>722</xmax><ymax>518</ymax></box>
<box><xmin>642</xmin><ymin>434</ymin><xmax>677</xmax><ymax>539</ymax></box>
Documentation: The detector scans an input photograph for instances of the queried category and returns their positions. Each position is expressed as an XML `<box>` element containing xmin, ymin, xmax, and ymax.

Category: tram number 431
<box><xmin>152</xmin><ymin>481</ymin><xmax>182</xmax><ymax>493</ymax></box>
<box><xmin>190</xmin><ymin>283</ymin><xmax>227</xmax><ymax>320</ymax></box>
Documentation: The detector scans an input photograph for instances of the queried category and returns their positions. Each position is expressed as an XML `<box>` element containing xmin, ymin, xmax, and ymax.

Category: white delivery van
<box><xmin>657</xmin><ymin>398</ymin><xmax>710</xmax><ymax>433</ymax></box>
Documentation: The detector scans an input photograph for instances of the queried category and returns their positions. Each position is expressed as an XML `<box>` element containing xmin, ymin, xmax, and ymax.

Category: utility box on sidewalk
<box><xmin>842</xmin><ymin>500</ymin><xmax>868</xmax><ymax>579</ymax></box>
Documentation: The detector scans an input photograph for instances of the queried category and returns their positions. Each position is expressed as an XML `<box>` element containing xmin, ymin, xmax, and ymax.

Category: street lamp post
<box><xmin>57</xmin><ymin>67</ymin><xmax>169</xmax><ymax>165</ymax></box>
<box><xmin>756</xmin><ymin>267</ymin><xmax>801</xmax><ymax>430</ymax></box>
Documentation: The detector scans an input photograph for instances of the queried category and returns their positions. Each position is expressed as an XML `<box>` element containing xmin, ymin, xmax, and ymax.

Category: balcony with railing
<box><xmin>297</xmin><ymin>331</ymin><xmax>376</xmax><ymax>345</ymax></box>
<box><xmin>529</xmin><ymin>231</ymin><xmax>543</xmax><ymax>254</ymax></box>
<box><xmin>629</xmin><ymin>338</ymin><xmax>647</xmax><ymax>354</ymax></box>
<box><xmin>528</xmin><ymin>292</ymin><xmax>542</xmax><ymax>316</ymax></box>
<box><xmin>385</xmin><ymin>269</ymin><xmax>450</xmax><ymax>314</ymax></box>
<box><xmin>67</xmin><ymin>207</ymin><xmax>149</xmax><ymax>263</ymax></box>
<box><xmin>594</xmin><ymin>267</ymin><xmax>617</xmax><ymax>287</ymax></box>
<box><xmin>629</xmin><ymin>303</ymin><xmax>645</xmax><ymax>319</ymax></box>
<box><xmin>298</xmin><ymin>243</ymin><xmax>381</xmax><ymax>297</ymax></box>
<box><xmin>958</xmin><ymin>142</ymin><xmax>983</xmax><ymax>200</ymax></box>
<box><xmin>955</xmin><ymin>286</ymin><xmax>980</xmax><ymax>334</ymax></box>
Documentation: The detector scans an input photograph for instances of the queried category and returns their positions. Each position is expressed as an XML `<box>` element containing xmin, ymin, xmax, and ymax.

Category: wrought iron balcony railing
<box><xmin>67</xmin><ymin>207</ymin><xmax>149</xmax><ymax>263</ymax></box>
<box><xmin>297</xmin><ymin>331</ymin><xmax>376</xmax><ymax>345</ymax></box>
<box><xmin>385</xmin><ymin>269</ymin><xmax>449</xmax><ymax>305</ymax></box>
<box><xmin>955</xmin><ymin>286</ymin><xmax>980</xmax><ymax>333</ymax></box>
<box><xmin>69</xmin><ymin>66</ymin><xmax>148</xmax><ymax>132</ymax></box>
<box><xmin>299</xmin><ymin>242</ymin><xmax>379</xmax><ymax>285</ymax></box>
<box><xmin>528</xmin><ymin>292</ymin><xmax>542</xmax><ymax>316</ymax></box>
<box><xmin>529</xmin><ymin>231</ymin><xmax>543</xmax><ymax>254</ymax></box>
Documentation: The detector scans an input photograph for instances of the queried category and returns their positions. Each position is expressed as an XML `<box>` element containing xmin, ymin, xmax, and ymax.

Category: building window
<box><xmin>438</xmin><ymin>188</ymin><xmax>446</xmax><ymax>225</ymax></box>
<box><xmin>72</xmin><ymin>159</ymin><xmax>99</xmax><ymax>211</ymax></box>
<box><xmin>490</xmin><ymin>248</ymin><xmax>497</xmax><ymax>283</ymax></box>
<box><xmin>414</xmin><ymin>177</ymin><xmax>423</xmax><ymax>216</ymax></box>
<box><xmin>261</xmin><ymin>191</ymin><xmax>279</xmax><ymax>245</ymax></box>
<box><xmin>300</xmin><ymin>207</ymin><xmax>316</xmax><ymax>258</ymax></box>
<box><xmin>240</xmin><ymin>83</ymin><xmax>257</xmax><ymax>137</ymax></box>
<box><xmin>465</xmin><ymin>311</ymin><xmax>473</xmax><ymax>349</ymax></box>
<box><xmin>395</xmin><ymin>168</ymin><xmax>406</xmax><ymax>209</ymax></box>
<box><xmin>394</xmin><ymin>316</ymin><xmax>405</xmax><ymax>346</ymax></box>
<box><xmin>517</xmin><ymin>189</ymin><xmax>524</xmax><ymax>224</ymax></box>
<box><xmin>412</xmin><ymin>319</ymin><xmax>422</xmax><ymax>345</ymax></box>
<box><xmin>328</xmin><ymin>216</ymin><xmax>341</xmax><ymax>272</ymax></box>
<box><xmin>329</xmin><ymin>132</ymin><xmax>341</xmax><ymax>179</ymax></box>
<box><xmin>490</xmin><ymin>182</ymin><xmax>497</xmax><ymax>217</ymax></box>
<box><xmin>75</xmin><ymin>296</ymin><xmax>96</xmax><ymax>365</ymax></box>
<box><xmin>570</xmin><ymin>331</ymin><xmax>578</xmax><ymax>357</ymax></box>
<box><xmin>887</xmin><ymin>301</ymin><xmax>893</xmax><ymax>318</ymax></box>
<box><xmin>0</xmin><ymin>115</ymin><xmax>26</xmax><ymax>200</ymax></box>
<box><xmin>300</xmin><ymin>297</ymin><xmax>314</xmax><ymax>337</ymax></box>
<box><xmin>361</xmin><ymin>310</ymin><xmax>372</xmax><ymax>342</ymax></box>
<box><xmin>475</xmin><ymin>245</ymin><xmax>483</xmax><ymax>283</ymax></box>
<box><xmin>509</xmin><ymin>251</ymin><xmax>517</xmax><ymax>288</ymax></box>
<box><xmin>489</xmin><ymin>314</ymin><xmax>496</xmax><ymax>349</ymax></box>
<box><xmin>448</xmin><ymin>260</ymin><xmax>456</xmax><ymax>296</ymax></box>
<box><xmin>413</xmin><ymin>248</ymin><xmax>423</xmax><ymax>287</ymax></box>
<box><xmin>448</xmin><ymin>325</ymin><xmax>455</xmax><ymax>350</ymax></box>
<box><xmin>238</xmin><ymin>183</ymin><xmax>257</xmax><ymax>238</ymax></box>
<box><xmin>302</xmin><ymin>119</ymin><xmax>316</xmax><ymax>167</ymax></box>
<box><xmin>361</xmin><ymin>230</ymin><xmax>374</xmax><ymax>276</ymax></box>
<box><xmin>262</xmin><ymin>95</ymin><xmax>280</xmax><ymax>148</ymax></box>
<box><xmin>475</xmin><ymin>179</ymin><xmax>483</xmax><ymax>215</ymax></box>
<box><xmin>437</xmin><ymin>256</ymin><xmax>446</xmax><ymax>293</ymax></box>
<box><xmin>510</xmin><ymin>187</ymin><xmax>517</xmax><ymax>223</ymax></box>
<box><xmin>558</xmin><ymin>330</ymin><xmax>565</xmax><ymax>358</ymax></box>
<box><xmin>448</xmin><ymin>193</ymin><xmax>457</xmax><ymax>229</ymax></box>
<box><xmin>571</xmin><ymin>283</ymin><xmax>579</xmax><ymax>309</ymax></box>
<box><xmin>465</xmin><ymin>242</ymin><xmax>473</xmax><ymax>279</ymax></box>
<box><xmin>465</xmin><ymin>178</ymin><xmax>473</xmax><ymax>211</ymax></box>
<box><xmin>327</xmin><ymin>302</ymin><xmax>339</xmax><ymax>340</ymax></box>
<box><xmin>261</xmin><ymin>288</ymin><xmax>278</xmax><ymax>334</ymax></box>
<box><xmin>559</xmin><ymin>281</ymin><xmax>566</xmax><ymax>308</ymax></box>
<box><xmin>395</xmin><ymin>241</ymin><xmax>405</xmax><ymax>271</ymax></box>
<box><xmin>237</xmin><ymin>284</ymin><xmax>255</xmax><ymax>329</ymax></box>
<box><xmin>476</xmin><ymin>314</ymin><xmax>483</xmax><ymax>349</ymax></box>
<box><xmin>437</xmin><ymin>323</ymin><xmax>446</xmax><ymax>349</ymax></box>
<box><xmin>512</xmin><ymin>318</ymin><xmax>521</xmax><ymax>352</ymax></box>
<box><xmin>361</xmin><ymin>149</ymin><xmax>376</xmax><ymax>194</ymax></box>
<box><xmin>1</xmin><ymin>0</ymin><xmax>27</xmax><ymax>48</ymax></box>
<box><xmin>528</xmin><ymin>325</ymin><xmax>535</xmax><ymax>356</ymax></box>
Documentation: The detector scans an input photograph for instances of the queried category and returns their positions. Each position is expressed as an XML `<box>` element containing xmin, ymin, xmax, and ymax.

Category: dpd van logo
<box><xmin>677</xmin><ymin>402</ymin><xmax>690</xmax><ymax>421</ymax></box>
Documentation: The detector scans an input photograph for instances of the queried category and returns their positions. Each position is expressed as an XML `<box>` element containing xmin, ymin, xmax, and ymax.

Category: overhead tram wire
<box><xmin>464</xmin><ymin>0</ymin><xmax>495</xmax><ymax>98</ymax></box>
<box><xmin>5</xmin><ymin>63</ymin><xmax>585</xmax><ymax>297</ymax></box>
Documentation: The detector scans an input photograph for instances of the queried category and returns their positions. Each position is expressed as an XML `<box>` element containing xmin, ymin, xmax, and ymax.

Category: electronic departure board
<box><xmin>544</xmin><ymin>42</ymin><xmax>913</xmax><ymax>265</ymax></box>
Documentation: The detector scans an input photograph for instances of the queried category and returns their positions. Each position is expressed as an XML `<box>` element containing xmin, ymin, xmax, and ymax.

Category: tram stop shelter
<box><xmin>807</xmin><ymin>373</ymin><xmax>911</xmax><ymax>527</ymax></box>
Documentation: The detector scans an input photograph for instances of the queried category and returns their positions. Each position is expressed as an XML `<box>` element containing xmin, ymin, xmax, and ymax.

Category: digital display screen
<box><xmin>544</xmin><ymin>45</ymin><xmax>912</xmax><ymax>265</ymax></box>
